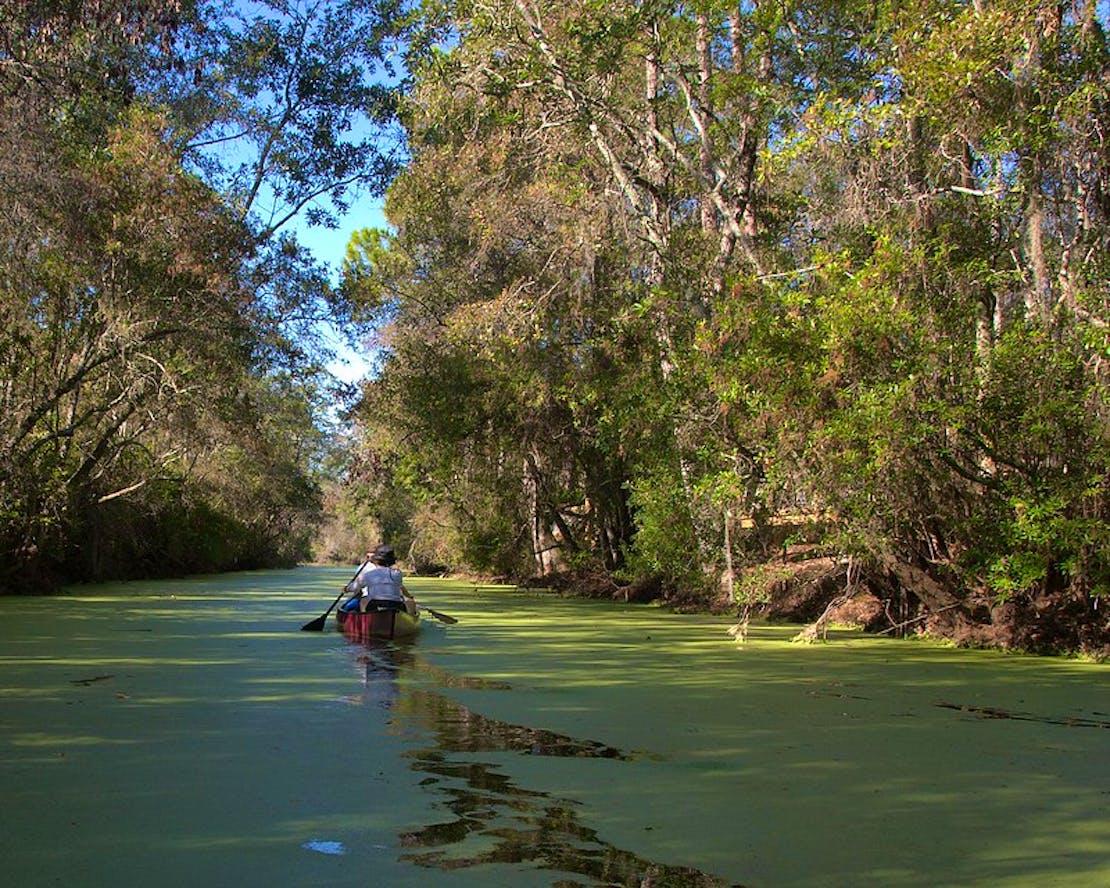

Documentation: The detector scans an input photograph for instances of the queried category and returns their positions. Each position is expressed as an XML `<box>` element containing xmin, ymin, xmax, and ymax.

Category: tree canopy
<box><xmin>0</xmin><ymin>0</ymin><xmax>404</xmax><ymax>590</ymax></box>
<box><xmin>4</xmin><ymin>0</ymin><xmax>1109</xmax><ymax>653</ymax></box>
<box><xmin>333</xmin><ymin>0</ymin><xmax>1110</xmax><ymax>653</ymax></box>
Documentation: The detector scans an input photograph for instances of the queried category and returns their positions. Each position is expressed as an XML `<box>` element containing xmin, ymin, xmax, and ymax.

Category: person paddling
<box><xmin>342</xmin><ymin>544</ymin><xmax>417</xmax><ymax>618</ymax></box>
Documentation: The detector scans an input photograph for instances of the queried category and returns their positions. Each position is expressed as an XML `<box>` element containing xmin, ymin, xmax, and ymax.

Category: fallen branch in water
<box><xmin>937</xmin><ymin>702</ymin><xmax>1110</xmax><ymax>729</ymax></box>
<box><xmin>726</xmin><ymin>604</ymin><xmax>753</xmax><ymax>643</ymax></box>
<box><xmin>70</xmin><ymin>674</ymin><xmax>114</xmax><ymax>686</ymax></box>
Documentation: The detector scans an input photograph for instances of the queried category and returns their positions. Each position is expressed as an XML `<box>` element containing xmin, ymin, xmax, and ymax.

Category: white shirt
<box><xmin>347</xmin><ymin>563</ymin><xmax>404</xmax><ymax>602</ymax></box>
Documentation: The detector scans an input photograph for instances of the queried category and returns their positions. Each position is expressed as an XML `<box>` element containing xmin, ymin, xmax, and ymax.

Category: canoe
<box><xmin>336</xmin><ymin>602</ymin><xmax>420</xmax><ymax>642</ymax></box>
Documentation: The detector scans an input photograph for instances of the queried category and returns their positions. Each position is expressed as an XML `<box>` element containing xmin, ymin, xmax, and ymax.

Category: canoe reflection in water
<box><xmin>354</xmin><ymin>642</ymin><xmax>408</xmax><ymax>711</ymax></box>
<box><xmin>345</xmin><ymin>643</ymin><xmax>744</xmax><ymax>887</ymax></box>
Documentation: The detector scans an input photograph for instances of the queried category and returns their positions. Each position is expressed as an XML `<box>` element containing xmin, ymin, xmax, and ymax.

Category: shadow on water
<box><xmin>350</xmin><ymin>641</ymin><xmax>744</xmax><ymax>888</ymax></box>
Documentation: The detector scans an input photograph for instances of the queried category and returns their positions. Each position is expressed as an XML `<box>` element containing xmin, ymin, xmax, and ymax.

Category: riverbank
<box><xmin>516</xmin><ymin>549</ymin><xmax>1110</xmax><ymax>660</ymax></box>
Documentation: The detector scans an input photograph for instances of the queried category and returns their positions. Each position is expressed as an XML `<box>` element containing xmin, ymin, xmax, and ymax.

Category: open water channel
<box><xmin>1</xmin><ymin>566</ymin><xmax>1108</xmax><ymax>887</ymax></box>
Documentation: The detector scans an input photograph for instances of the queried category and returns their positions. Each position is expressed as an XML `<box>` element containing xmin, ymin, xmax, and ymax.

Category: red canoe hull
<box><xmin>336</xmin><ymin>608</ymin><xmax>420</xmax><ymax>642</ymax></box>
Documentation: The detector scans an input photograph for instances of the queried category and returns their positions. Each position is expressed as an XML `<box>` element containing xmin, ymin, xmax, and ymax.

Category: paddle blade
<box><xmin>301</xmin><ymin>587</ymin><xmax>350</xmax><ymax>632</ymax></box>
<box><xmin>425</xmin><ymin>607</ymin><xmax>458</xmax><ymax>625</ymax></box>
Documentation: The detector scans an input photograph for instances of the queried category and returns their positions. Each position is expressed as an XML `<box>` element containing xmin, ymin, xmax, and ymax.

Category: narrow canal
<box><xmin>1</xmin><ymin>567</ymin><xmax>1108</xmax><ymax>887</ymax></box>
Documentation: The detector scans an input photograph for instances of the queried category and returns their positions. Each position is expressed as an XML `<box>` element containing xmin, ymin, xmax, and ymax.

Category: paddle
<box><xmin>419</xmin><ymin>605</ymin><xmax>458</xmax><ymax>625</ymax></box>
<box><xmin>301</xmin><ymin>560</ymin><xmax>368</xmax><ymax>632</ymax></box>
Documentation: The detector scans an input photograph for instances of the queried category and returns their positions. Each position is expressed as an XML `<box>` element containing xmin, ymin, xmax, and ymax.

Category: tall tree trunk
<box><xmin>696</xmin><ymin>12</ymin><xmax>716</xmax><ymax>233</ymax></box>
<box><xmin>524</xmin><ymin>452</ymin><xmax>567</xmax><ymax>576</ymax></box>
<box><xmin>1016</xmin><ymin>3</ymin><xmax>1059</xmax><ymax>325</ymax></box>
<box><xmin>1024</xmin><ymin>180</ymin><xmax>1051</xmax><ymax>323</ymax></box>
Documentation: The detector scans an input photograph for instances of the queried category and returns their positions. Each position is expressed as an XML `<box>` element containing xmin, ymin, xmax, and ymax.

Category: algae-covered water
<box><xmin>1</xmin><ymin>567</ymin><xmax>1108</xmax><ymax>887</ymax></box>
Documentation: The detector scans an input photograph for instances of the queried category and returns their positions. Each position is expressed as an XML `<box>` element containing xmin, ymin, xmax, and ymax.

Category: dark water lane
<box><xmin>364</xmin><ymin>646</ymin><xmax>733</xmax><ymax>886</ymax></box>
<box><xmin>1</xmin><ymin>567</ymin><xmax>1108</xmax><ymax>887</ymax></box>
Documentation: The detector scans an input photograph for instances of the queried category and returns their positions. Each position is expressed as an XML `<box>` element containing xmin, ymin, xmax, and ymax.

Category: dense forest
<box><xmin>3</xmin><ymin>1</ymin><xmax>1110</xmax><ymax>654</ymax></box>
<box><xmin>0</xmin><ymin>0</ymin><xmax>400</xmax><ymax>587</ymax></box>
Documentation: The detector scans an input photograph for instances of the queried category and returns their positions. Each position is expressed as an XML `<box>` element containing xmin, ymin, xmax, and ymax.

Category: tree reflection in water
<box><xmin>351</xmin><ymin>642</ymin><xmax>744</xmax><ymax>888</ymax></box>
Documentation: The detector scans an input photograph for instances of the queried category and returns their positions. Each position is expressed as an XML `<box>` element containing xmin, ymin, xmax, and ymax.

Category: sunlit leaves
<box><xmin>333</xmin><ymin>0</ymin><xmax>1110</xmax><ymax>639</ymax></box>
<box><xmin>164</xmin><ymin>0</ymin><xmax>406</xmax><ymax>239</ymax></box>
<box><xmin>0</xmin><ymin>2</ymin><xmax>349</xmax><ymax>589</ymax></box>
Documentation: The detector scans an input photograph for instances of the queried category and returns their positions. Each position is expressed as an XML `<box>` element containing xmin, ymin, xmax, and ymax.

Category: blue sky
<box><xmin>291</xmin><ymin>194</ymin><xmax>389</xmax><ymax>384</ymax></box>
<box><xmin>206</xmin><ymin>0</ymin><xmax>403</xmax><ymax>386</ymax></box>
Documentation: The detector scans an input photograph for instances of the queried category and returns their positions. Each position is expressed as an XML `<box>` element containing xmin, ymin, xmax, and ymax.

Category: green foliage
<box><xmin>954</xmin><ymin>326</ymin><xmax>1110</xmax><ymax>601</ymax></box>
<box><xmin>623</xmin><ymin>465</ymin><xmax>704</xmax><ymax>589</ymax></box>
<box><xmin>331</xmin><ymin>0</ymin><xmax>1110</xmax><ymax>653</ymax></box>
<box><xmin>0</xmin><ymin>1</ymin><xmax>361</xmax><ymax>591</ymax></box>
<box><xmin>161</xmin><ymin>0</ymin><xmax>405</xmax><ymax>240</ymax></box>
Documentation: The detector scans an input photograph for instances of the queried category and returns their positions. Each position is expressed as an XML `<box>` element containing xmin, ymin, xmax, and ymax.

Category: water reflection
<box><xmin>347</xmin><ymin>641</ymin><xmax>742</xmax><ymax>888</ymax></box>
<box><xmin>353</xmin><ymin>642</ymin><xmax>410</xmax><ymax>711</ymax></box>
<box><xmin>399</xmin><ymin>751</ymin><xmax>741</xmax><ymax>887</ymax></box>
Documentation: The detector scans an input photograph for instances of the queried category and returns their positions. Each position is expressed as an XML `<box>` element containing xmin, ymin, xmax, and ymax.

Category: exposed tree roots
<box><xmin>525</xmin><ymin>550</ymin><xmax>1110</xmax><ymax>658</ymax></box>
